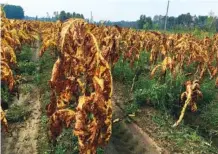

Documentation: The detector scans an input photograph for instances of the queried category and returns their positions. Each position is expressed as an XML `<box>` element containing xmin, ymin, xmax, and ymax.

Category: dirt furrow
<box><xmin>104</xmin><ymin>81</ymin><xmax>166</xmax><ymax>154</ymax></box>
<box><xmin>1</xmin><ymin>88</ymin><xmax>41</xmax><ymax>154</ymax></box>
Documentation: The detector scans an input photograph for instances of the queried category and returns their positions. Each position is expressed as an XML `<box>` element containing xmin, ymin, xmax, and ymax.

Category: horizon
<box><xmin>1</xmin><ymin>0</ymin><xmax>218</xmax><ymax>22</ymax></box>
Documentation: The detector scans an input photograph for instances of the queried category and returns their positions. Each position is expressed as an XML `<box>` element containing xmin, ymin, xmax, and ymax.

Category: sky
<box><xmin>1</xmin><ymin>0</ymin><xmax>218</xmax><ymax>21</ymax></box>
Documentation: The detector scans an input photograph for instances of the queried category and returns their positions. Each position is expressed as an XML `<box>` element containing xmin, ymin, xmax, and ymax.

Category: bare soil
<box><xmin>1</xmin><ymin>88</ymin><xmax>41</xmax><ymax>154</ymax></box>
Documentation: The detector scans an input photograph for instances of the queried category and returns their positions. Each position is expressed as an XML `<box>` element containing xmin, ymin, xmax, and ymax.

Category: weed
<box><xmin>6</xmin><ymin>104</ymin><xmax>30</xmax><ymax>122</ymax></box>
<box><xmin>125</xmin><ymin>102</ymin><xmax>139</xmax><ymax>114</ymax></box>
<box><xmin>112</xmin><ymin>56</ymin><xmax>134</xmax><ymax>84</ymax></box>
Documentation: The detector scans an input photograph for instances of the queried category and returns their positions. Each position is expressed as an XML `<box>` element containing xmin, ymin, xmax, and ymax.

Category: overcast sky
<box><xmin>1</xmin><ymin>0</ymin><xmax>218</xmax><ymax>21</ymax></box>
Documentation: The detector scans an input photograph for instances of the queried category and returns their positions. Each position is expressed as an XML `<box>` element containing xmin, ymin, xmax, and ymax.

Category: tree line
<box><xmin>25</xmin><ymin>11</ymin><xmax>84</xmax><ymax>21</ymax></box>
<box><xmin>2</xmin><ymin>4</ymin><xmax>218</xmax><ymax>32</ymax></box>
<box><xmin>54</xmin><ymin>10</ymin><xmax>84</xmax><ymax>21</ymax></box>
<box><xmin>138</xmin><ymin>13</ymin><xmax>218</xmax><ymax>32</ymax></box>
<box><xmin>98</xmin><ymin>13</ymin><xmax>218</xmax><ymax>32</ymax></box>
<box><xmin>2</xmin><ymin>4</ymin><xmax>84</xmax><ymax>21</ymax></box>
<box><xmin>2</xmin><ymin>4</ymin><xmax>24</xmax><ymax>19</ymax></box>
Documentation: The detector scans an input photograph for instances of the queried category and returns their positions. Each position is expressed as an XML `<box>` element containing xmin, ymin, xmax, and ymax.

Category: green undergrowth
<box><xmin>112</xmin><ymin>51</ymin><xmax>218</xmax><ymax>152</ymax></box>
<box><xmin>36</xmin><ymin>50</ymin><xmax>55</xmax><ymax>154</ymax></box>
<box><xmin>112</xmin><ymin>51</ymin><xmax>217</xmax><ymax>115</ymax></box>
<box><xmin>121</xmin><ymin>84</ymin><xmax>218</xmax><ymax>153</ymax></box>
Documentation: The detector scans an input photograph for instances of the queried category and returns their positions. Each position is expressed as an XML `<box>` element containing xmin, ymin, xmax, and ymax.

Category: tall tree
<box><xmin>167</xmin><ymin>16</ymin><xmax>176</xmax><ymax>29</ymax></box>
<box><xmin>138</xmin><ymin>15</ymin><xmax>153</xmax><ymax>29</ymax></box>
<box><xmin>143</xmin><ymin>17</ymin><xmax>152</xmax><ymax>30</ymax></box>
<box><xmin>177</xmin><ymin>13</ymin><xmax>193</xmax><ymax>27</ymax></box>
<box><xmin>59</xmin><ymin>11</ymin><xmax>67</xmax><ymax>21</ymax></box>
<box><xmin>3</xmin><ymin>4</ymin><xmax>24</xmax><ymax>19</ymax></box>
<box><xmin>138</xmin><ymin>15</ymin><xmax>145</xmax><ymax>29</ymax></box>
